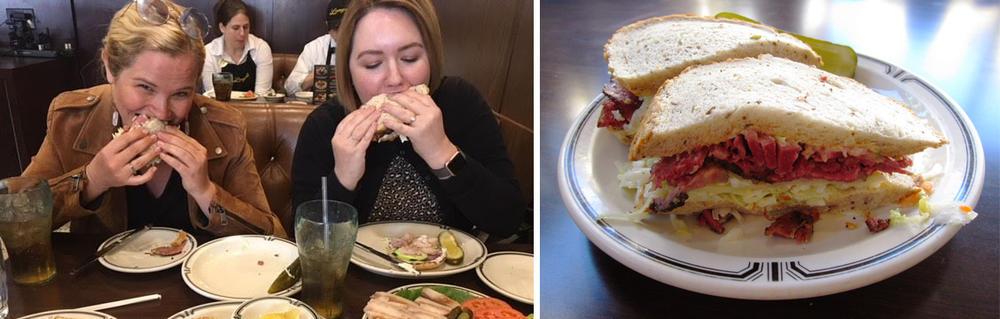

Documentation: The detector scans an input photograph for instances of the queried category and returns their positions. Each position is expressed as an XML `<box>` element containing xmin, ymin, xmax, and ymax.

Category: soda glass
<box><xmin>295</xmin><ymin>200</ymin><xmax>358</xmax><ymax>319</ymax></box>
<box><xmin>0</xmin><ymin>176</ymin><xmax>56</xmax><ymax>285</ymax></box>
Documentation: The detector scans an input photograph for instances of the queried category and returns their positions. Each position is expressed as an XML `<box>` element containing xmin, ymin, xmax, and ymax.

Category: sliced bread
<box><xmin>629</xmin><ymin>54</ymin><xmax>947</xmax><ymax>160</ymax></box>
<box><xmin>605</xmin><ymin>14</ymin><xmax>822</xmax><ymax>97</ymax></box>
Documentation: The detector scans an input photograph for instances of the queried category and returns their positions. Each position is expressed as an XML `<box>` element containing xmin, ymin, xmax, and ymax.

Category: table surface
<box><xmin>540</xmin><ymin>0</ymin><xmax>999</xmax><ymax>318</ymax></box>
<box><xmin>8</xmin><ymin>233</ymin><xmax>532</xmax><ymax>318</ymax></box>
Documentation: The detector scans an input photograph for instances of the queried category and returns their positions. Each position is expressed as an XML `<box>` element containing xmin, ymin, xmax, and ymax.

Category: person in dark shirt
<box><xmin>292</xmin><ymin>0</ymin><xmax>525</xmax><ymax>238</ymax></box>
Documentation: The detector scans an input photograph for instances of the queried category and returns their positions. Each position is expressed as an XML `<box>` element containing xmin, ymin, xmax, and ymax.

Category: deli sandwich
<box><xmin>365</xmin><ymin>84</ymin><xmax>430</xmax><ymax>142</ymax></box>
<box><xmin>599</xmin><ymin>14</ymin><xmax>822</xmax><ymax>143</ymax></box>
<box><xmin>620</xmin><ymin>54</ymin><xmax>946</xmax><ymax>240</ymax></box>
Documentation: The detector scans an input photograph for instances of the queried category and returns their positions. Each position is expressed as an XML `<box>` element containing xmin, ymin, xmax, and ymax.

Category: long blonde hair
<box><xmin>102</xmin><ymin>0</ymin><xmax>206</xmax><ymax>78</ymax></box>
<box><xmin>335</xmin><ymin>0</ymin><xmax>445</xmax><ymax>111</ymax></box>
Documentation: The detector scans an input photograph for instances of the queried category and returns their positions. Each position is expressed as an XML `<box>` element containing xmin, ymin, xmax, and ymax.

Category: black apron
<box><xmin>326</xmin><ymin>45</ymin><xmax>335</xmax><ymax>65</ymax></box>
<box><xmin>222</xmin><ymin>53</ymin><xmax>256</xmax><ymax>92</ymax></box>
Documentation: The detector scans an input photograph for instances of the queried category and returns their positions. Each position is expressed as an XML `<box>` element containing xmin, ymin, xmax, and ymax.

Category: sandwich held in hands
<box><xmin>599</xmin><ymin>14</ymin><xmax>823</xmax><ymax>142</ymax></box>
<box><xmin>111</xmin><ymin>114</ymin><xmax>173</xmax><ymax>174</ymax></box>
<box><xmin>365</xmin><ymin>84</ymin><xmax>431</xmax><ymax>142</ymax></box>
<box><xmin>620</xmin><ymin>54</ymin><xmax>953</xmax><ymax>242</ymax></box>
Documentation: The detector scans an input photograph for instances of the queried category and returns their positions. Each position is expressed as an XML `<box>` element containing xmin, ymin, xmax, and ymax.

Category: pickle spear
<box><xmin>439</xmin><ymin>230</ymin><xmax>464</xmax><ymax>265</ymax></box>
<box><xmin>268</xmin><ymin>258</ymin><xmax>301</xmax><ymax>294</ymax></box>
<box><xmin>715</xmin><ymin>12</ymin><xmax>857</xmax><ymax>78</ymax></box>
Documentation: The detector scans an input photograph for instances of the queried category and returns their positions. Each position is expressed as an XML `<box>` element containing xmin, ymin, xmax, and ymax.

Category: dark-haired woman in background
<box><xmin>201</xmin><ymin>0</ymin><xmax>273</xmax><ymax>95</ymax></box>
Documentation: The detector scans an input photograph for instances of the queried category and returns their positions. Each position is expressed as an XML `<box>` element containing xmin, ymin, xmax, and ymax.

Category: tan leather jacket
<box><xmin>22</xmin><ymin>84</ymin><xmax>288</xmax><ymax>239</ymax></box>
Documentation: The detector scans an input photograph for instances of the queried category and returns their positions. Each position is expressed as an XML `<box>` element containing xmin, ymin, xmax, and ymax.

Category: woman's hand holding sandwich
<box><xmin>83</xmin><ymin>127</ymin><xmax>160</xmax><ymax>204</ymax></box>
<box><xmin>331</xmin><ymin>106</ymin><xmax>380</xmax><ymax>191</ymax></box>
<box><xmin>383</xmin><ymin>90</ymin><xmax>459</xmax><ymax>170</ymax></box>
<box><xmin>155</xmin><ymin>127</ymin><xmax>217</xmax><ymax>213</ymax></box>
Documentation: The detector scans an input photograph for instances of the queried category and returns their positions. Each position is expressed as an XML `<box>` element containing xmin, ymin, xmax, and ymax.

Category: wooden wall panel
<box><xmin>498</xmin><ymin>0</ymin><xmax>533</xmax><ymax>127</ymax></box>
<box><xmin>436</xmin><ymin>0</ymin><xmax>517</xmax><ymax>114</ymax></box>
<box><xmin>269</xmin><ymin>0</ymin><xmax>329</xmax><ymax>54</ymax></box>
<box><xmin>70</xmin><ymin>1</ymin><xmax>120</xmax><ymax>86</ymax></box>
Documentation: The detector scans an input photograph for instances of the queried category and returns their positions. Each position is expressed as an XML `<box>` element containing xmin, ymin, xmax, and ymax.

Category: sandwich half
<box><xmin>599</xmin><ymin>14</ymin><xmax>823</xmax><ymax>143</ymax></box>
<box><xmin>365</xmin><ymin>84</ymin><xmax>430</xmax><ymax>143</ymax></box>
<box><xmin>621</xmin><ymin>55</ymin><xmax>946</xmax><ymax>235</ymax></box>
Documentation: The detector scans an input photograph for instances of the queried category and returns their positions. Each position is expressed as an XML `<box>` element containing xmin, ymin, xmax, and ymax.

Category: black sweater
<box><xmin>291</xmin><ymin>77</ymin><xmax>525</xmax><ymax>237</ymax></box>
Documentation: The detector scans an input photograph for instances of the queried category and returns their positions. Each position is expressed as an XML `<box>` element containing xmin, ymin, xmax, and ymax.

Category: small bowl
<box><xmin>233</xmin><ymin>296</ymin><xmax>319</xmax><ymax>319</ymax></box>
<box><xmin>263</xmin><ymin>93</ymin><xmax>285</xmax><ymax>103</ymax></box>
<box><xmin>294</xmin><ymin>91</ymin><xmax>313</xmax><ymax>100</ymax></box>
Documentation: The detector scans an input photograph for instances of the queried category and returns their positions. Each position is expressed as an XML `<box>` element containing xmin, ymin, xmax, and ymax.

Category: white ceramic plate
<box><xmin>360</xmin><ymin>283</ymin><xmax>488</xmax><ymax>319</ymax></box>
<box><xmin>350</xmin><ymin>221</ymin><xmax>487</xmax><ymax>279</ymax></box>
<box><xmin>233</xmin><ymin>296</ymin><xmax>320</xmax><ymax>319</ymax></box>
<box><xmin>181</xmin><ymin>235</ymin><xmax>301</xmax><ymax>301</ymax></box>
<box><xmin>203</xmin><ymin>90</ymin><xmax>258</xmax><ymax>101</ymax></box>
<box><xmin>97</xmin><ymin>227</ymin><xmax>196</xmax><ymax>273</ymax></box>
<box><xmin>167</xmin><ymin>300</ymin><xmax>241</xmax><ymax>319</ymax></box>
<box><xmin>19</xmin><ymin>309</ymin><xmax>115</xmax><ymax>319</ymax></box>
<box><xmin>476</xmin><ymin>252</ymin><xmax>534</xmax><ymax>304</ymax></box>
<box><xmin>557</xmin><ymin>54</ymin><xmax>985</xmax><ymax>300</ymax></box>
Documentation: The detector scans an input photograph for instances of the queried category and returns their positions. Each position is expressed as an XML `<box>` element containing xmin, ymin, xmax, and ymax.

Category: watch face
<box><xmin>448</xmin><ymin>151</ymin><xmax>468</xmax><ymax>175</ymax></box>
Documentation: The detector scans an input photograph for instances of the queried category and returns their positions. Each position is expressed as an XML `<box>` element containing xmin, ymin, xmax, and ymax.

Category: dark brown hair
<box><xmin>334</xmin><ymin>0</ymin><xmax>444</xmax><ymax>111</ymax></box>
<box><xmin>213</xmin><ymin>0</ymin><xmax>249</xmax><ymax>26</ymax></box>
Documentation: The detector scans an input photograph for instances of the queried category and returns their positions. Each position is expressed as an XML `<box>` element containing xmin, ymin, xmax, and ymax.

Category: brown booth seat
<box><xmin>271</xmin><ymin>53</ymin><xmax>299</xmax><ymax>92</ymax></box>
<box><xmin>232</xmin><ymin>102</ymin><xmax>315</xmax><ymax>233</ymax></box>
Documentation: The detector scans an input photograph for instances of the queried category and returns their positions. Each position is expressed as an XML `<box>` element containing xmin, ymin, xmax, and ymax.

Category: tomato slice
<box><xmin>462</xmin><ymin>297</ymin><xmax>511</xmax><ymax>313</ymax></box>
<box><xmin>475</xmin><ymin>307</ymin><xmax>527</xmax><ymax>319</ymax></box>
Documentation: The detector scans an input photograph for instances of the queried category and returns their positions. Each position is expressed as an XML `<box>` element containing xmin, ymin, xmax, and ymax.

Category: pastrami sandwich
<box><xmin>599</xmin><ymin>14</ymin><xmax>823</xmax><ymax>143</ymax></box>
<box><xmin>619</xmin><ymin>55</ymin><xmax>946</xmax><ymax>239</ymax></box>
<box><xmin>112</xmin><ymin>114</ymin><xmax>174</xmax><ymax>173</ymax></box>
<box><xmin>364</xmin><ymin>84</ymin><xmax>430</xmax><ymax>143</ymax></box>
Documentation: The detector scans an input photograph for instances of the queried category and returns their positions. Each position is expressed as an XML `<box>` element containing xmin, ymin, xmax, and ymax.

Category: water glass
<box><xmin>295</xmin><ymin>200</ymin><xmax>358</xmax><ymax>319</ymax></box>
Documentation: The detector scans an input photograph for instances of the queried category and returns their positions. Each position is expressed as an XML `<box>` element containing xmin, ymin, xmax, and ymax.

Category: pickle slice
<box><xmin>267</xmin><ymin>258</ymin><xmax>301</xmax><ymax>294</ymax></box>
<box><xmin>715</xmin><ymin>12</ymin><xmax>857</xmax><ymax>78</ymax></box>
<box><xmin>439</xmin><ymin>230</ymin><xmax>464</xmax><ymax>265</ymax></box>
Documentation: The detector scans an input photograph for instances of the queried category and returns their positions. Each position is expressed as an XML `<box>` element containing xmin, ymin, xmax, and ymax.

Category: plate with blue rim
<box><xmin>181</xmin><ymin>235</ymin><xmax>301</xmax><ymax>301</ymax></box>
<box><xmin>167</xmin><ymin>300</ymin><xmax>242</xmax><ymax>319</ymax></box>
<box><xmin>350</xmin><ymin>221</ymin><xmax>487</xmax><ymax>279</ymax></box>
<box><xmin>557</xmin><ymin>54</ymin><xmax>984</xmax><ymax>299</ymax></box>
<box><xmin>19</xmin><ymin>309</ymin><xmax>115</xmax><ymax>319</ymax></box>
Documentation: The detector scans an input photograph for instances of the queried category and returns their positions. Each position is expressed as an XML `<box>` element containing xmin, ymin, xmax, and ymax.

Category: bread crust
<box><xmin>604</xmin><ymin>14</ymin><xmax>822</xmax><ymax>97</ymax></box>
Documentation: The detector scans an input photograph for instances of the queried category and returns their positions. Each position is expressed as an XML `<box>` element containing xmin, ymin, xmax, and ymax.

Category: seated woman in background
<box><xmin>292</xmin><ymin>0</ymin><xmax>526</xmax><ymax>239</ymax></box>
<box><xmin>23</xmin><ymin>0</ymin><xmax>286</xmax><ymax>238</ymax></box>
<box><xmin>284</xmin><ymin>0</ymin><xmax>348</xmax><ymax>95</ymax></box>
<box><xmin>201</xmin><ymin>0</ymin><xmax>273</xmax><ymax>95</ymax></box>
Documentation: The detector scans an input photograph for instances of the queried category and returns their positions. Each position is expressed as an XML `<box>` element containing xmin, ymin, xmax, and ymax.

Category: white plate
<box><xmin>360</xmin><ymin>283</ymin><xmax>488</xmax><ymax>319</ymax></box>
<box><xmin>19</xmin><ymin>309</ymin><xmax>115</xmax><ymax>319</ymax></box>
<box><xmin>476</xmin><ymin>252</ymin><xmax>534</xmax><ymax>304</ymax></box>
<box><xmin>97</xmin><ymin>227</ymin><xmax>196</xmax><ymax>273</ymax></box>
<box><xmin>167</xmin><ymin>300</ymin><xmax>241</xmax><ymax>319</ymax></box>
<box><xmin>181</xmin><ymin>235</ymin><xmax>301</xmax><ymax>301</ymax></box>
<box><xmin>350</xmin><ymin>221</ymin><xmax>487</xmax><ymax>279</ymax></box>
<box><xmin>203</xmin><ymin>90</ymin><xmax>258</xmax><ymax>101</ymax></box>
<box><xmin>233</xmin><ymin>296</ymin><xmax>320</xmax><ymax>319</ymax></box>
<box><xmin>557</xmin><ymin>54</ymin><xmax>985</xmax><ymax>300</ymax></box>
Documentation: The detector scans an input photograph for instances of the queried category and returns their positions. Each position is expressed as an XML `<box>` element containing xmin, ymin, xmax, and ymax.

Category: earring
<box><xmin>112</xmin><ymin>111</ymin><xmax>120</xmax><ymax>127</ymax></box>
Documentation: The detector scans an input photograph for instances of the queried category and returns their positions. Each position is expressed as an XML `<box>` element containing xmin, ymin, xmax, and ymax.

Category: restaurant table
<box><xmin>541</xmin><ymin>0</ymin><xmax>999</xmax><ymax>318</ymax></box>
<box><xmin>8</xmin><ymin>233</ymin><xmax>532</xmax><ymax>318</ymax></box>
